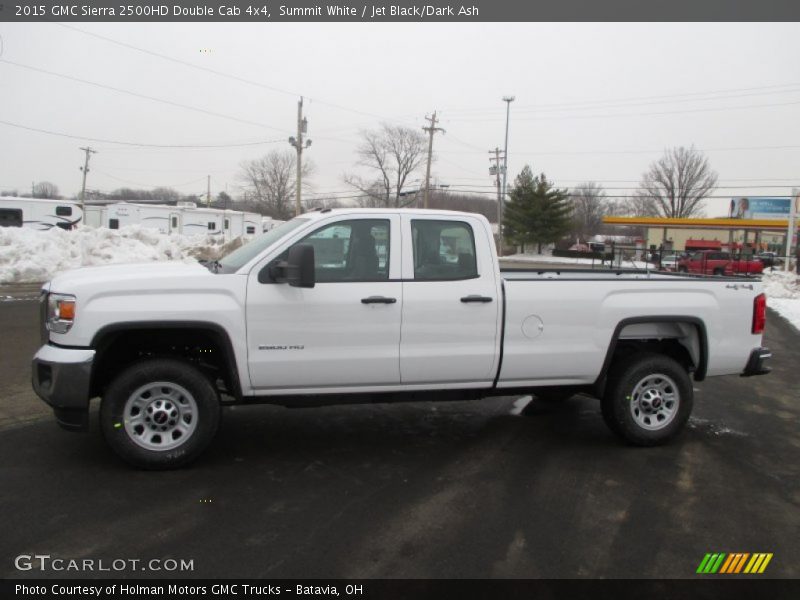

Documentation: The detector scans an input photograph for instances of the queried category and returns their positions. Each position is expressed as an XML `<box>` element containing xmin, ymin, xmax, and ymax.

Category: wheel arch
<box><xmin>595</xmin><ymin>316</ymin><xmax>708</xmax><ymax>389</ymax></box>
<box><xmin>89</xmin><ymin>321</ymin><xmax>242</xmax><ymax>401</ymax></box>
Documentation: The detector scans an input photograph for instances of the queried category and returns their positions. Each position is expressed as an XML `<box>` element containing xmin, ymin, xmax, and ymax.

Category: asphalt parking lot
<box><xmin>0</xmin><ymin>289</ymin><xmax>798</xmax><ymax>579</ymax></box>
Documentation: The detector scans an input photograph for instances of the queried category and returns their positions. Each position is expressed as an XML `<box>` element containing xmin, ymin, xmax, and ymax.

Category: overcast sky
<box><xmin>1</xmin><ymin>22</ymin><xmax>799</xmax><ymax>216</ymax></box>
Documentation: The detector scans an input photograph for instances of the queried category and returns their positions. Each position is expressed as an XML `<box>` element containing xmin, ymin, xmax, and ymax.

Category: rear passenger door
<box><xmin>399</xmin><ymin>215</ymin><xmax>501</xmax><ymax>386</ymax></box>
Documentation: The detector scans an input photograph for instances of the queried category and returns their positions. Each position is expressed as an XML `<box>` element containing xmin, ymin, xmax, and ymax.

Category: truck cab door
<box><xmin>246</xmin><ymin>215</ymin><xmax>402</xmax><ymax>392</ymax></box>
<box><xmin>399</xmin><ymin>215</ymin><xmax>502</xmax><ymax>386</ymax></box>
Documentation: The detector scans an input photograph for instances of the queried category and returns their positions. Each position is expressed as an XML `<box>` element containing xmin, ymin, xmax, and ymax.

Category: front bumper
<box><xmin>31</xmin><ymin>344</ymin><xmax>95</xmax><ymax>431</ymax></box>
<box><xmin>741</xmin><ymin>347</ymin><xmax>772</xmax><ymax>377</ymax></box>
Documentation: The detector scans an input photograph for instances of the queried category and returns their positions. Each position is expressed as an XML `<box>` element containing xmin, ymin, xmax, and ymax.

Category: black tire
<box><xmin>533</xmin><ymin>386</ymin><xmax>574</xmax><ymax>403</ymax></box>
<box><xmin>601</xmin><ymin>353</ymin><xmax>693</xmax><ymax>446</ymax></box>
<box><xmin>100</xmin><ymin>358</ymin><xmax>221</xmax><ymax>470</ymax></box>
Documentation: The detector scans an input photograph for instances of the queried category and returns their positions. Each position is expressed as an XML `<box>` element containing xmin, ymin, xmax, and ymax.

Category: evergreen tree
<box><xmin>503</xmin><ymin>166</ymin><xmax>572</xmax><ymax>253</ymax></box>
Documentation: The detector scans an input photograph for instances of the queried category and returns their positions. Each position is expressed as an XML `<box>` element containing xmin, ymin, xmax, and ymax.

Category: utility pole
<box><xmin>79</xmin><ymin>146</ymin><xmax>97</xmax><ymax>217</ymax></box>
<box><xmin>206</xmin><ymin>175</ymin><xmax>211</xmax><ymax>207</ymax></box>
<box><xmin>500</xmin><ymin>96</ymin><xmax>515</xmax><ymax>248</ymax></box>
<box><xmin>489</xmin><ymin>147</ymin><xmax>506</xmax><ymax>233</ymax></box>
<box><xmin>786</xmin><ymin>188</ymin><xmax>798</xmax><ymax>272</ymax></box>
<box><xmin>289</xmin><ymin>97</ymin><xmax>312</xmax><ymax>216</ymax></box>
<box><xmin>422</xmin><ymin>111</ymin><xmax>445</xmax><ymax>209</ymax></box>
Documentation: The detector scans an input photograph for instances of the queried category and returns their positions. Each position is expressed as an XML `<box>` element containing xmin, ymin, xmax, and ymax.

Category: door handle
<box><xmin>460</xmin><ymin>295</ymin><xmax>493</xmax><ymax>303</ymax></box>
<box><xmin>361</xmin><ymin>296</ymin><xmax>397</xmax><ymax>304</ymax></box>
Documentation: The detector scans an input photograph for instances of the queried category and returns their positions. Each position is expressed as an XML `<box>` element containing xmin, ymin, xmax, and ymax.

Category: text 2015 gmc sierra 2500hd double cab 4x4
<box><xmin>32</xmin><ymin>209</ymin><xmax>772</xmax><ymax>469</ymax></box>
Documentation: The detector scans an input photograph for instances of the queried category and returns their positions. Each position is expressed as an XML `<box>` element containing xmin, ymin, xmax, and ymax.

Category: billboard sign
<box><xmin>729</xmin><ymin>197</ymin><xmax>799</xmax><ymax>220</ymax></box>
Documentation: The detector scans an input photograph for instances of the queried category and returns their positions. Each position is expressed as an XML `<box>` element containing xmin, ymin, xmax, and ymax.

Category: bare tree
<box><xmin>32</xmin><ymin>181</ymin><xmax>61</xmax><ymax>199</ymax></box>
<box><xmin>569</xmin><ymin>182</ymin><xmax>609</xmax><ymax>241</ymax></box>
<box><xmin>635</xmin><ymin>146</ymin><xmax>717</xmax><ymax>218</ymax></box>
<box><xmin>239</xmin><ymin>150</ymin><xmax>313</xmax><ymax>220</ymax></box>
<box><xmin>344</xmin><ymin>123</ymin><xmax>427</xmax><ymax>208</ymax></box>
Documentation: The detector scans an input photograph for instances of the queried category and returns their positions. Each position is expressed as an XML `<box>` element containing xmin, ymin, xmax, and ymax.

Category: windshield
<box><xmin>217</xmin><ymin>218</ymin><xmax>309</xmax><ymax>273</ymax></box>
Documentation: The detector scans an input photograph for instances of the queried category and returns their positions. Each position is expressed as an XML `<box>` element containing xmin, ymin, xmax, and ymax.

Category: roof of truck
<box><xmin>299</xmin><ymin>207</ymin><xmax>488</xmax><ymax>220</ymax></box>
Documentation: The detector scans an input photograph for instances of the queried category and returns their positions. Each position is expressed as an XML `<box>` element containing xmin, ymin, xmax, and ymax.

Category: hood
<box><xmin>49</xmin><ymin>261</ymin><xmax>210</xmax><ymax>293</ymax></box>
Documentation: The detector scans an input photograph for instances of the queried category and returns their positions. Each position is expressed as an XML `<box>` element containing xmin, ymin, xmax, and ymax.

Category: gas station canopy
<box><xmin>602</xmin><ymin>216</ymin><xmax>795</xmax><ymax>231</ymax></box>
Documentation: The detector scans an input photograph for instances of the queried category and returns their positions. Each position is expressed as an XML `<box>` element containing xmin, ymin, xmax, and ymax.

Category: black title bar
<box><xmin>2</xmin><ymin>0</ymin><xmax>800</xmax><ymax>22</ymax></box>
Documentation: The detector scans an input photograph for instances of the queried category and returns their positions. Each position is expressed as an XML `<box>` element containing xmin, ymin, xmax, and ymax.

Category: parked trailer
<box><xmin>243</xmin><ymin>212</ymin><xmax>261</xmax><ymax>237</ymax></box>
<box><xmin>106</xmin><ymin>203</ymin><xmax>179</xmax><ymax>234</ymax></box>
<box><xmin>261</xmin><ymin>217</ymin><xmax>285</xmax><ymax>233</ymax></box>
<box><xmin>106</xmin><ymin>202</ymin><xmax>223</xmax><ymax>238</ymax></box>
<box><xmin>176</xmin><ymin>205</ymin><xmax>225</xmax><ymax>238</ymax></box>
<box><xmin>0</xmin><ymin>197</ymin><xmax>83</xmax><ymax>230</ymax></box>
<box><xmin>83</xmin><ymin>205</ymin><xmax>108</xmax><ymax>229</ymax></box>
<box><xmin>104</xmin><ymin>202</ymin><xmax>259</xmax><ymax>240</ymax></box>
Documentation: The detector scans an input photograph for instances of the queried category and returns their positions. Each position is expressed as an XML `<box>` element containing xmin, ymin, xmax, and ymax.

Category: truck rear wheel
<box><xmin>100</xmin><ymin>358</ymin><xmax>221</xmax><ymax>470</ymax></box>
<box><xmin>602</xmin><ymin>353</ymin><xmax>693</xmax><ymax>446</ymax></box>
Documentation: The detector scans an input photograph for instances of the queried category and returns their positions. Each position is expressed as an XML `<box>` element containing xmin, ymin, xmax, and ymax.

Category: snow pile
<box><xmin>761</xmin><ymin>269</ymin><xmax>800</xmax><ymax>332</ymax></box>
<box><xmin>0</xmin><ymin>226</ymin><xmax>223</xmax><ymax>284</ymax></box>
<box><xmin>761</xmin><ymin>269</ymin><xmax>800</xmax><ymax>299</ymax></box>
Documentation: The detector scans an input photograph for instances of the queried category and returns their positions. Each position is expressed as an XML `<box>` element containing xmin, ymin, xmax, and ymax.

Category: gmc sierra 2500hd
<box><xmin>32</xmin><ymin>209</ymin><xmax>771</xmax><ymax>469</ymax></box>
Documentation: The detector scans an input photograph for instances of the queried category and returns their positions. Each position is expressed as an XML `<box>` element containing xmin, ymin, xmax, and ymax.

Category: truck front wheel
<box><xmin>100</xmin><ymin>358</ymin><xmax>221</xmax><ymax>469</ymax></box>
<box><xmin>601</xmin><ymin>353</ymin><xmax>693</xmax><ymax>446</ymax></box>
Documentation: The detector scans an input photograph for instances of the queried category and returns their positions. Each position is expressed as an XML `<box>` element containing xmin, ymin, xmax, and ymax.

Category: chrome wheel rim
<box><xmin>629</xmin><ymin>373</ymin><xmax>679</xmax><ymax>431</ymax></box>
<box><xmin>124</xmin><ymin>382</ymin><xmax>198</xmax><ymax>451</ymax></box>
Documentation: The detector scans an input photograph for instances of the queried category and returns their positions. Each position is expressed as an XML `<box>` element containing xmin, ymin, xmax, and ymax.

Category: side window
<box><xmin>246</xmin><ymin>226</ymin><xmax>256</xmax><ymax>234</ymax></box>
<box><xmin>692</xmin><ymin>252</ymin><xmax>703</xmax><ymax>261</ymax></box>
<box><xmin>208</xmin><ymin>222</ymin><xmax>216</xmax><ymax>231</ymax></box>
<box><xmin>289</xmin><ymin>219</ymin><xmax>390</xmax><ymax>283</ymax></box>
<box><xmin>109</xmin><ymin>219</ymin><xmax>119</xmax><ymax>230</ymax></box>
<box><xmin>55</xmin><ymin>206</ymin><xmax>73</xmax><ymax>217</ymax></box>
<box><xmin>171</xmin><ymin>216</ymin><xmax>178</xmax><ymax>228</ymax></box>
<box><xmin>412</xmin><ymin>220</ymin><xmax>478</xmax><ymax>281</ymax></box>
<box><xmin>0</xmin><ymin>208</ymin><xmax>23</xmax><ymax>227</ymax></box>
<box><xmin>224</xmin><ymin>219</ymin><xmax>230</xmax><ymax>230</ymax></box>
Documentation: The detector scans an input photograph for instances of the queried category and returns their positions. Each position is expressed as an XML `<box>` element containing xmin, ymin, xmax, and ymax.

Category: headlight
<box><xmin>46</xmin><ymin>293</ymin><xmax>77</xmax><ymax>334</ymax></box>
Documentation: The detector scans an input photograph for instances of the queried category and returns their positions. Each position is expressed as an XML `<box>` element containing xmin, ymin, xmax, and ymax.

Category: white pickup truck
<box><xmin>32</xmin><ymin>209</ymin><xmax>771</xmax><ymax>469</ymax></box>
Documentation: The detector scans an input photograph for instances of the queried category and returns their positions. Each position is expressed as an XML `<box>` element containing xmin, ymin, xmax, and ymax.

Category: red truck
<box><xmin>677</xmin><ymin>250</ymin><xmax>763</xmax><ymax>276</ymax></box>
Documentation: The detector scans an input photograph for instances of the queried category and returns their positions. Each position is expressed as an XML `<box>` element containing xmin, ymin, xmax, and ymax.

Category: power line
<box><xmin>54</xmin><ymin>23</ymin><xmax>419</xmax><ymax>128</ymax></box>
<box><xmin>440</xmin><ymin>81</ymin><xmax>800</xmax><ymax>114</ymax></box>
<box><xmin>94</xmin><ymin>171</ymin><xmax>209</xmax><ymax>189</ymax></box>
<box><xmin>0</xmin><ymin>58</ymin><xmax>290</xmax><ymax>133</ymax></box>
<box><xmin>436</xmin><ymin>143</ymin><xmax>800</xmax><ymax>156</ymax></box>
<box><xmin>445</xmin><ymin>98</ymin><xmax>800</xmax><ymax>123</ymax></box>
<box><xmin>0</xmin><ymin>119</ymin><xmax>286</xmax><ymax>148</ymax></box>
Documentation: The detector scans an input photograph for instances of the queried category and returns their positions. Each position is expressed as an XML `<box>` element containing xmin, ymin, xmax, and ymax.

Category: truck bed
<box><xmin>496</xmin><ymin>267</ymin><xmax>763</xmax><ymax>388</ymax></box>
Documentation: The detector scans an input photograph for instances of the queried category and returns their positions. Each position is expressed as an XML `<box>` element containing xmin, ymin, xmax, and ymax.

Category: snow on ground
<box><xmin>502</xmin><ymin>252</ymin><xmax>656</xmax><ymax>269</ymax></box>
<box><xmin>761</xmin><ymin>269</ymin><xmax>800</xmax><ymax>331</ymax></box>
<box><xmin>0</xmin><ymin>226</ymin><xmax>231</xmax><ymax>284</ymax></box>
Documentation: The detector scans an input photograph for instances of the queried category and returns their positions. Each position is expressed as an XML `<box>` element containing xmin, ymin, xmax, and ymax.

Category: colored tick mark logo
<box><xmin>697</xmin><ymin>553</ymin><xmax>773</xmax><ymax>574</ymax></box>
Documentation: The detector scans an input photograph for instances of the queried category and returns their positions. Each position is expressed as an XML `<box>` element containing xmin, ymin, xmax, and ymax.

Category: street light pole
<box><xmin>786</xmin><ymin>188</ymin><xmax>798</xmax><ymax>272</ymax></box>
<box><xmin>500</xmin><ymin>96</ymin><xmax>515</xmax><ymax>248</ymax></box>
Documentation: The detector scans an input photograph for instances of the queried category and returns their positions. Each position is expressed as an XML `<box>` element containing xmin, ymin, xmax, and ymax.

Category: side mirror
<box><xmin>286</xmin><ymin>244</ymin><xmax>315</xmax><ymax>288</ymax></box>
